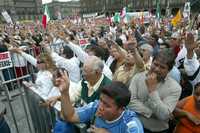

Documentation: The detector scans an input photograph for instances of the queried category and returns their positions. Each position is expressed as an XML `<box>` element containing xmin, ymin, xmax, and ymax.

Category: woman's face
<box><xmin>36</xmin><ymin>59</ymin><xmax>46</xmax><ymax>70</ymax></box>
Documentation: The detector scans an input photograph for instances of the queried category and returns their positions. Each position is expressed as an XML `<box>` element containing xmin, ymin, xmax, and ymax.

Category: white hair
<box><xmin>86</xmin><ymin>56</ymin><xmax>104</xmax><ymax>72</ymax></box>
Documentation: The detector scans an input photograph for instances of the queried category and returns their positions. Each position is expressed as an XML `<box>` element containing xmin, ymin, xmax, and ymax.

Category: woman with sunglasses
<box><xmin>10</xmin><ymin>48</ymin><xmax>57</xmax><ymax>97</ymax></box>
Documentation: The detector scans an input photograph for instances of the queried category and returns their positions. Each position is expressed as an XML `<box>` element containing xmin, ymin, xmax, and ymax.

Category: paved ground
<box><xmin>1</xmin><ymin>89</ymin><xmax>34</xmax><ymax>133</ymax></box>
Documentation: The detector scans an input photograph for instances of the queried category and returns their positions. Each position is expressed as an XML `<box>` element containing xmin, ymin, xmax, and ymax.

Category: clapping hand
<box><xmin>145</xmin><ymin>72</ymin><xmax>158</xmax><ymax>93</ymax></box>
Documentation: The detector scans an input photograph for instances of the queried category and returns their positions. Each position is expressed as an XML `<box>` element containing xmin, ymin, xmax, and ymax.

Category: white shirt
<box><xmin>51</xmin><ymin>52</ymin><xmax>81</xmax><ymax>83</ymax></box>
<box><xmin>11</xmin><ymin>52</ymin><xmax>27</xmax><ymax>67</ymax></box>
<box><xmin>66</xmin><ymin>42</ymin><xmax>113</xmax><ymax>80</ymax></box>
<box><xmin>52</xmin><ymin>38</ymin><xmax>64</xmax><ymax>53</ymax></box>
<box><xmin>21</xmin><ymin>52</ymin><xmax>61</xmax><ymax>99</ymax></box>
<box><xmin>184</xmin><ymin>52</ymin><xmax>199</xmax><ymax>87</ymax></box>
<box><xmin>106</xmin><ymin>56</ymin><xmax>115</xmax><ymax>68</ymax></box>
<box><xmin>69</xmin><ymin>74</ymin><xmax>105</xmax><ymax>103</ymax></box>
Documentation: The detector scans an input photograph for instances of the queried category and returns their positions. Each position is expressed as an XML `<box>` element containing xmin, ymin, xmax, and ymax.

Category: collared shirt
<box><xmin>77</xmin><ymin>100</ymin><xmax>144</xmax><ymax>133</ymax></box>
<box><xmin>128</xmin><ymin>71</ymin><xmax>181</xmax><ymax>132</ymax></box>
<box><xmin>69</xmin><ymin>74</ymin><xmax>104</xmax><ymax>103</ymax></box>
<box><xmin>184</xmin><ymin>51</ymin><xmax>200</xmax><ymax>87</ymax></box>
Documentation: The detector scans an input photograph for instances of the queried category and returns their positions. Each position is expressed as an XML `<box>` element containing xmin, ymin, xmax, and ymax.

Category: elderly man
<box><xmin>128</xmin><ymin>48</ymin><xmax>181</xmax><ymax>133</ymax></box>
<box><xmin>55</xmin><ymin>71</ymin><xmax>144</xmax><ymax>133</ymax></box>
<box><xmin>51</xmin><ymin>56</ymin><xmax>112</xmax><ymax>133</ymax></box>
<box><xmin>59</xmin><ymin>35</ymin><xmax>113</xmax><ymax>80</ymax></box>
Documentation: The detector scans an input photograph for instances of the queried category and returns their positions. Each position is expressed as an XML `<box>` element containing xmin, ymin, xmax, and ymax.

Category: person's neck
<box><xmin>106</xmin><ymin>109</ymin><xmax>124</xmax><ymax>123</ymax></box>
<box><xmin>88</xmin><ymin>74</ymin><xmax>102</xmax><ymax>86</ymax></box>
<box><xmin>143</xmin><ymin>56</ymin><xmax>150</xmax><ymax>63</ymax></box>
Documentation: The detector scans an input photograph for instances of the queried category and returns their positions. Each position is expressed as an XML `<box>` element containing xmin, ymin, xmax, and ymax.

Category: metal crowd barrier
<box><xmin>0</xmin><ymin>42</ymin><xmax>66</xmax><ymax>133</ymax></box>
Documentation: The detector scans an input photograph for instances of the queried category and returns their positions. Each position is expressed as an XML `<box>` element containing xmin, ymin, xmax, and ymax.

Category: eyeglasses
<box><xmin>37</xmin><ymin>60</ymin><xmax>45</xmax><ymax>64</ymax></box>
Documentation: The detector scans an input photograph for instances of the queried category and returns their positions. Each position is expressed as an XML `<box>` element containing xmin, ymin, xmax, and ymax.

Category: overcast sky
<box><xmin>42</xmin><ymin>0</ymin><xmax>77</xmax><ymax>4</ymax></box>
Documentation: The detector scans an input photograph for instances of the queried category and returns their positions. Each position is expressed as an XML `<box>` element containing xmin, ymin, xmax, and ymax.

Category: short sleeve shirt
<box><xmin>76</xmin><ymin>100</ymin><xmax>144</xmax><ymax>133</ymax></box>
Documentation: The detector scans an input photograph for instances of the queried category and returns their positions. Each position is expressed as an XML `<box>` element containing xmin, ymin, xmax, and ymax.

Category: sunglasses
<box><xmin>37</xmin><ymin>60</ymin><xmax>45</xmax><ymax>64</ymax></box>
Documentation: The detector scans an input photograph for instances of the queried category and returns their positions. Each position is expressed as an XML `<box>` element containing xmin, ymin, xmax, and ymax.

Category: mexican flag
<box><xmin>42</xmin><ymin>4</ymin><xmax>50</xmax><ymax>29</ymax></box>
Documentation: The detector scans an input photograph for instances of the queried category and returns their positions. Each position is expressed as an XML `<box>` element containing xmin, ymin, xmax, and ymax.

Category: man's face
<box><xmin>96</xmin><ymin>94</ymin><xmax>122</xmax><ymax>121</ymax></box>
<box><xmin>125</xmin><ymin>50</ymin><xmax>135</xmax><ymax>65</ymax></box>
<box><xmin>194</xmin><ymin>86</ymin><xmax>200</xmax><ymax>109</ymax></box>
<box><xmin>82</xmin><ymin>64</ymin><xmax>96</xmax><ymax>81</ymax></box>
<box><xmin>150</xmin><ymin>58</ymin><xmax>169</xmax><ymax>82</ymax></box>
<box><xmin>140</xmin><ymin>48</ymin><xmax>151</xmax><ymax>59</ymax></box>
<box><xmin>124</xmin><ymin>44</ymin><xmax>135</xmax><ymax>65</ymax></box>
<box><xmin>110</xmin><ymin>46</ymin><xmax>121</xmax><ymax>59</ymax></box>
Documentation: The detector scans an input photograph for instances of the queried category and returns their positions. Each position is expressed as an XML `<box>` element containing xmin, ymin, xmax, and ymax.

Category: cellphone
<box><xmin>52</xmin><ymin>68</ymin><xmax>66</xmax><ymax>87</ymax></box>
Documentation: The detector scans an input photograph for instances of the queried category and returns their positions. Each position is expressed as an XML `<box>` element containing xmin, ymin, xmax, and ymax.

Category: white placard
<box><xmin>0</xmin><ymin>52</ymin><xmax>13</xmax><ymax>70</ymax></box>
<box><xmin>1</xmin><ymin>11</ymin><xmax>13</xmax><ymax>24</ymax></box>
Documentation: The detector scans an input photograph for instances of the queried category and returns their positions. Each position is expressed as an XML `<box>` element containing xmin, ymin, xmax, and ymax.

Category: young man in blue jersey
<box><xmin>54</xmin><ymin>71</ymin><xmax>144</xmax><ymax>133</ymax></box>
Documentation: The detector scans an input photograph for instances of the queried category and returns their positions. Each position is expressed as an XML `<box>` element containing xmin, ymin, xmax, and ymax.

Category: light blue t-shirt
<box><xmin>76</xmin><ymin>100</ymin><xmax>144</xmax><ymax>133</ymax></box>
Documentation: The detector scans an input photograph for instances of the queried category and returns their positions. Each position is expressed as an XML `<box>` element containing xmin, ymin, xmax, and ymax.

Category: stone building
<box><xmin>80</xmin><ymin>0</ymin><xmax>199</xmax><ymax>16</ymax></box>
<box><xmin>0</xmin><ymin>0</ymin><xmax>42</xmax><ymax>21</ymax></box>
<box><xmin>46</xmin><ymin>0</ymin><xmax>80</xmax><ymax>19</ymax></box>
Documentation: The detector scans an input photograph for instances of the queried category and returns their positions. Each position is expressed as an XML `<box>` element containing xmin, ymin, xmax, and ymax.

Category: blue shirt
<box><xmin>76</xmin><ymin>100</ymin><xmax>144</xmax><ymax>133</ymax></box>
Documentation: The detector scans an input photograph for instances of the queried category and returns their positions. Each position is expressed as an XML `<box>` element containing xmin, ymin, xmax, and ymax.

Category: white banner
<box><xmin>0</xmin><ymin>52</ymin><xmax>13</xmax><ymax>70</ymax></box>
<box><xmin>1</xmin><ymin>11</ymin><xmax>13</xmax><ymax>24</ymax></box>
<box><xmin>183</xmin><ymin>2</ymin><xmax>190</xmax><ymax>19</ymax></box>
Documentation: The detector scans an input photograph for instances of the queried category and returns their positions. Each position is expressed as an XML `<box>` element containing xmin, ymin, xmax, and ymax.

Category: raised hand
<box><xmin>54</xmin><ymin>70</ymin><xmax>70</xmax><ymax>93</ymax></box>
<box><xmin>185</xmin><ymin>32</ymin><xmax>197</xmax><ymax>51</ymax></box>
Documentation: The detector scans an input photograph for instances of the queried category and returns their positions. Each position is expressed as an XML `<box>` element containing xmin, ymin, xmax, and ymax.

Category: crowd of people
<box><xmin>0</xmin><ymin>13</ymin><xmax>200</xmax><ymax>133</ymax></box>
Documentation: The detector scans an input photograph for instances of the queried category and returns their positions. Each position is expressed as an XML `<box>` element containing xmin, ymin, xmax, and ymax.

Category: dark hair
<box><xmin>115</xmin><ymin>38</ymin><xmax>123</xmax><ymax>47</ymax></box>
<box><xmin>86</xmin><ymin>45</ymin><xmax>106</xmax><ymax>61</ymax></box>
<box><xmin>160</xmin><ymin>42</ymin><xmax>170</xmax><ymax>48</ymax></box>
<box><xmin>153</xmin><ymin>48</ymin><xmax>175</xmax><ymax>71</ymax></box>
<box><xmin>194</xmin><ymin>82</ymin><xmax>200</xmax><ymax>92</ymax></box>
<box><xmin>0</xmin><ymin>42</ymin><xmax>8</xmax><ymax>52</ymax></box>
<box><xmin>63</xmin><ymin>45</ymin><xmax>74</xmax><ymax>59</ymax></box>
<box><xmin>101</xmin><ymin>81</ymin><xmax>131</xmax><ymax>108</ymax></box>
<box><xmin>151</xmin><ymin>33</ymin><xmax>159</xmax><ymax>42</ymax></box>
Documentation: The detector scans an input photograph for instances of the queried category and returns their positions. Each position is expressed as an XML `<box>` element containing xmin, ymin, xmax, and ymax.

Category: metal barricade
<box><xmin>0</xmin><ymin>42</ymin><xmax>90</xmax><ymax>133</ymax></box>
<box><xmin>23</xmin><ymin>85</ymin><xmax>56</xmax><ymax>133</ymax></box>
<box><xmin>0</xmin><ymin>43</ymin><xmax>64</xmax><ymax>133</ymax></box>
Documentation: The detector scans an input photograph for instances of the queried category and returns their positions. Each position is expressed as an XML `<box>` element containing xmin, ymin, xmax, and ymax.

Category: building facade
<box><xmin>46</xmin><ymin>0</ymin><xmax>80</xmax><ymax>19</ymax></box>
<box><xmin>80</xmin><ymin>0</ymin><xmax>191</xmax><ymax>16</ymax></box>
<box><xmin>0</xmin><ymin>0</ymin><xmax>42</xmax><ymax>22</ymax></box>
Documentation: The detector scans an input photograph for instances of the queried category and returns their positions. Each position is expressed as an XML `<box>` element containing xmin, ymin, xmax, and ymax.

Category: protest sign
<box><xmin>1</xmin><ymin>11</ymin><xmax>13</xmax><ymax>24</ymax></box>
<box><xmin>79</xmin><ymin>38</ymin><xmax>89</xmax><ymax>46</ymax></box>
<box><xmin>0</xmin><ymin>52</ymin><xmax>13</xmax><ymax>70</ymax></box>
